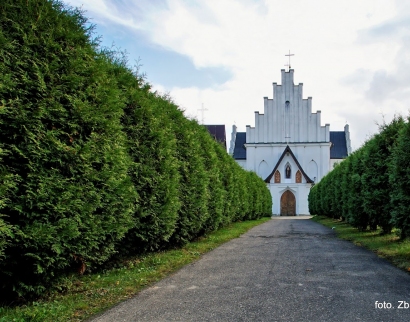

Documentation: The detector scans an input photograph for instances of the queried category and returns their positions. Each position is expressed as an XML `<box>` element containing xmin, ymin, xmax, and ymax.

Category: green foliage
<box><xmin>114</xmin><ymin>63</ymin><xmax>181</xmax><ymax>253</ymax></box>
<box><xmin>347</xmin><ymin>148</ymin><xmax>367</xmax><ymax>230</ymax></box>
<box><xmin>361</xmin><ymin>117</ymin><xmax>405</xmax><ymax>233</ymax></box>
<box><xmin>390</xmin><ymin>118</ymin><xmax>410</xmax><ymax>238</ymax></box>
<box><xmin>0</xmin><ymin>0</ymin><xmax>272</xmax><ymax>302</ymax></box>
<box><xmin>308</xmin><ymin>116</ymin><xmax>409</xmax><ymax>238</ymax></box>
<box><xmin>169</xmin><ymin>118</ymin><xmax>210</xmax><ymax>245</ymax></box>
<box><xmin>200</xmin><ymin>128</ymin><xmax>225</xmax><ymax>232</ymax></box>
<box><xmin>0</xmin><ymin>0</ymin><xmax>136</xmax><ymax>299</ymax></box>
<box><xmin>0</xmin><ymin>148</ymin><xmax>16</xmax><ymax>261</ymax></box>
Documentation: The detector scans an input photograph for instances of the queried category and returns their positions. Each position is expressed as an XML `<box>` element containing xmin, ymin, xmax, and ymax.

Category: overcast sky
<box><xmin>66</xmin><ymin>0</ymin><xmax>410</xmax><ymax>150</ymax></box>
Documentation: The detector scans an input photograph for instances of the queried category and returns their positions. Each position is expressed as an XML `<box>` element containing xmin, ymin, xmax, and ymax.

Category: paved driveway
<box><xmin>90</xmin><ymin>217</ymin><xmax>410</xmax><ymax>322</ymax></box>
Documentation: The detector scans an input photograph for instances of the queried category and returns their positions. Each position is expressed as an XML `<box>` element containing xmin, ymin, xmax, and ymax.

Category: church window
<box><xmin>296</xmin><ymin>170</ymin><xmax>302</xmax><ymax>183</ymax></box>
<box><xmin>285</xmin><ymin>164</ymin><xmax>291</xmax><ymax>178</ymax></box>
<box><xmin>274</xmin><ymin>170</ymin><xmax>281</xmax><ymax>183</ymax></box>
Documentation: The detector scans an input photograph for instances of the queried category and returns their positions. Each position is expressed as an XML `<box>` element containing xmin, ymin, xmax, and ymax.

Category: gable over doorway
<box><xmin>280</xmin><ymin>190</ymin><xmax>296</xmax><ymax>216</ymax></box>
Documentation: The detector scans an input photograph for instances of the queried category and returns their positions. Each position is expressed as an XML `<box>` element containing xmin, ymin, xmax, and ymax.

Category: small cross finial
<box><xmin>198</xmin><ymin>103</ymin><xmax>208</xmax><ymax>124</ymax></box>
<box><xmin>285</xmin><ymin>50</ymin><xmax>294</xmax><ymax>71</ymax></box>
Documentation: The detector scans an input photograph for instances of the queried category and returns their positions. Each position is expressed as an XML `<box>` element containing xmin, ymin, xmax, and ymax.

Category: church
<box><xmin>229</xmin><ymin>68</ymin><xmax>352</xmax><ymax>215</ymax></box>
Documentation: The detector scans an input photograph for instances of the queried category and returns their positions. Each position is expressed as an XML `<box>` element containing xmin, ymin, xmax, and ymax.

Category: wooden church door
<box><xmin>280</xmin><ymin>190</ymin><xmax>296</xmax><ymax>216</ymax></box>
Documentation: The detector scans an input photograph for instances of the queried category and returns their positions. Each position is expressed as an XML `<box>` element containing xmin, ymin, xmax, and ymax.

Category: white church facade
<box><xmin>229</xmin><ymin>69</ymin><xmax>352</xmax><ymax>215</ymax></box>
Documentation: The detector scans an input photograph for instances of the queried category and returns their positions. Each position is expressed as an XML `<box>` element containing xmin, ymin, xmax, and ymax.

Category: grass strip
<box><xmin>311</xmin><ymin>215</ymin><xmax>410</xmax><ymax>272</ymax></box>
<box><xmin>0</xmin><ymin>217</ymin><xmax>271</xmax><ymax>322</ymax></box>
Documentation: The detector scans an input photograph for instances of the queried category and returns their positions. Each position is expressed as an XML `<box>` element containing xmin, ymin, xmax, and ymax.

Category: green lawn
<box><xmin>311</xmin><ymin>215</ymin><xmax>410</xmax><ymax>272</ymax></box>
<box><xmin>0</xmin><ymin>217</ymin><xmax>271</xmax><ymax>322</ymax></box>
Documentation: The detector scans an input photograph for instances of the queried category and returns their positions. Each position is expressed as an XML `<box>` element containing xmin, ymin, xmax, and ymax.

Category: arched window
<box><xmin>274</xmin><ymin>170</ymin><xmax>281</xmax><ymax>183</ymax></box>
<box><xmin>258</xmin><ymin>160</ymin><xmax>269</xmax><ymax>179</ymax></box>
<box><xmin>308</xmin><ymin>160</ymin><xmax>318</xmax><ymax>183</ymax></box>
<box><xmin>295</xmin><ymin>170</ymin><xmax>302</xmax><ymax>183</ymax></box>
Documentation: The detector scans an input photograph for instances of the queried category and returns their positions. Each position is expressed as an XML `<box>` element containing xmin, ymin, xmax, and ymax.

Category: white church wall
<box><xmin>248</xmin><ymin>71</ymin><xmax>330</xmax><ymax>145</ymax></box>
<box><xmin>329</xmin><ymin>159</ymin><xmax>343</xmax><ymax>170</ymax></box>
<box><xmin>245</xmin><ymin>142</ymin><xmax>331</xmax><ymax>183</ymax></box>
<box><xmin>236</xmin><ymin>160</ymin><xmax>247</xmax><ymax>169</ymax></box>
<box><xmin>235</xmin><ymin>68</ymin><xmax>348</xmax><ymax>216</ymax></box>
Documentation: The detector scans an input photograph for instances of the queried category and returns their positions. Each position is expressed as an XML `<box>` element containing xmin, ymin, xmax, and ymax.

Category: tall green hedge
<box><xmin>0</xmin><ymin>0</ymin><xmax>272</xmax><ymax>301</ymax></box>
<box><xmin>0</xmin><ymin>147</ymin><xmax>15</xmax><ymax>261</ymax></box>
<box><xmin>0</xmin><ymin>0</ymin><xmax>137</xmax><ymax>298</ymax></box>
<box><xmin>308</xmin><ymin>116</ymin><xmax>407</xmax><ymax>236</ymax></box>
<box><xmin>389</xmin><ymin>120</ymin><xmax>410</xmax><ymax>238</ymax></box>
<box><xmin>114</xmin><ymin>62</ymin><xmax>181</xmax><ymax>253</ymax></box>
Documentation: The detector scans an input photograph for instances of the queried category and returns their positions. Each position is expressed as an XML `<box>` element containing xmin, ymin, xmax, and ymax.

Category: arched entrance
<box><xmin>280</xmin><ymin>190</ymin><xmax>296</xmax><ymax>216</ymax></box>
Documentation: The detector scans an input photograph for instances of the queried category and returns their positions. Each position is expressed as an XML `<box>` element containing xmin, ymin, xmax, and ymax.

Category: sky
<box><xmin>66</xmin><ymin>0</ymin><xmax>410</xmax><ymax>150</ymax></box>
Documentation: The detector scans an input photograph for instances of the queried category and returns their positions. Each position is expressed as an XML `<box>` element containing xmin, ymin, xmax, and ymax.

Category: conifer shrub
<box><xmin>319</xmin><ymin>174</ymin><xmax>330</xmax><ymax>217</ymax></box>
<box><xmin>389</xmin><ymin>118</ymin><xmax>410</xmax><ymax>239</ymax></box>
<box><xmin>236</xmin><ymin>171</ymin><xmax>251</xmax><ymax>220</ymax></box>
<box><xmin>214</xmin><ymin>142</ymin><xmax>237</xmax><ymax>225</ymax></box>
<box><xmin>342</xmin><ymin>149</ymin><xmax>366</xmax><ymax>229</ymax></box>
<box><xmin>322</xmin><ymin>172</ymin><xmax>334</xmax><ymax>218</ymax></box>
<box><xmin>309</xmin><ymin>116</ymin><xmax>409</xmax><ymax>236</ymax></box>
<box><xmin>200</xmin><ymin>130</ymin><xmax>225</xmax><ymax>232</ymax></box>
<box><xmin>258</xmin><ymin>173</ymin><xmax>272</xmax><ymax>217</ymax></box>
<box><xmin>113</xmin><ymin>62</ymin><xmax>181</xmax><ymax>253</ymax></box>
<box><xmin>169</xmin><ymin>117</ymin><xmax>210</xmax><ymax>245</ymax></box>
<box><xmin>0</xmin><ymin>0</ymin><xmax>136</xmax><ymax>299</ymax></box>
<box><xmin>340</xmin><ymin>157</ymin><xmax>352</xmax><ymax>221</ymax></box>
<box><xmin>330</xmin><ymin>163</ymin><xmax>343</xmax><ymax>219</ymax></box>
<box><xmin>308</xmin><ymin>184</ymin><xmax>317</xmax><ymax>215</ymax></box>
<box><xmin>0</xmin><ymin>148</ymin><xmax>16</xmax><ymax>261</ymax></box>
<box><xmin>360</xmin><ymin>117</ymin><xmax>404</xmax><ymax>233</ymax></box>
<box><xmin>0</xmin><ymin>0</ymin><xmax>273</xmax><ymax>302</ymax></box>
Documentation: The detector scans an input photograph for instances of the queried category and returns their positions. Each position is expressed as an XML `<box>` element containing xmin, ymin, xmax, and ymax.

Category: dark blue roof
<box><xmin>330</xmin><ymin>131</ymin><xmax>348</xmax><ymax>159</ymax></box>
<box><xmin>233</xmin><ymin>132</ymin><xmax>246</xmax><ymax>159</ymax></box>
<box><xmin>205</xmin><ymin>125</ymin><xmax>226</xmax><ymax>149</ymax></box>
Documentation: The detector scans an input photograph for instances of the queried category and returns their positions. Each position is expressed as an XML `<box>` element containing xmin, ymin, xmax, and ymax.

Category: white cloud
<box><xmin>65</xmin><ymin>0</ymin><xmax>408</xmax><ymax>148</ymax></box>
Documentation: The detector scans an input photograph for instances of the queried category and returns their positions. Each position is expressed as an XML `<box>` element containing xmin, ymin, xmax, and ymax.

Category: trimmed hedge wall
<box><xmin>308</xmin><ymin>116</ymin><xmax>410</xmax><ymax>237</ymax></box>
<box><xmin>0</xmin><ymin>0</ymin><xmax>272</xmax><ymax>301</ymax></box>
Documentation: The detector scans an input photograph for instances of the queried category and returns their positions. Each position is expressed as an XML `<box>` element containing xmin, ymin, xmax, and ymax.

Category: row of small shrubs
<box><xmin>0</xmin><ymin>0</ymin><xmax>272</xmax><ymax>302</ymax></box>
<box><xmin>308</xmin><ymin>115</ymin><xmax>410</xmax><ymax>238</ymax></box>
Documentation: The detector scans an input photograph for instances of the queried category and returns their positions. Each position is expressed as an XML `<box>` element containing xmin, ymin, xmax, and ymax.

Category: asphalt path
<box><xmin>90</xmin><ymin>217</ymin><xmax>410</xmax><ymax>322</ymax></box>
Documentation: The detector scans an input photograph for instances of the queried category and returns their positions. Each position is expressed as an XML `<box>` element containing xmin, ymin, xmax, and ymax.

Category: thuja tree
<box><xmin>199</xmin><ymin>128</ymin><xmax>225</xmax><ymax>233</ymax></box>
<box><xmin>255</xmin><ymin>171</ymin><xmax>272</xmax><ymax>217</ymax></box>
<box><xmin>0</xmin><ymin>0</ymin><xmax>136</xmax><ymax>299</ymax></box>
<box><xmin>308</xmin><ymin>184</ymin><xmax>317</xmax><ymax>215</ymax></box>
<box><xmin>330</xmin><ymin>164</ymin><xmax>343</xmax><ymax>219</ymax></box>
<box><xmin>317</xmin><ymin>172</ymin><xmax>330</xmax><ymax>217</ymax></box>
<box><xmin>340</xmin><ymin>156</ymin><xmax>353</xmax><ymax>221</ymax></box>
<box><xmin>262</xmin><ymin>179</ymin><xmax>273</xmax><ymax>216</ymax></box>
<box><xmin>214</xmin><ymin>142</ymin><xmax>237</xmax><ymax>225</ymax></box>
<box><xmin>389</xmin><ymin>118</ymin><xmax>410</xmax><ymax>239</ymax></box>
<box><xmin>169</xmin><ymin>117</ymin><xmax>210</xmax><ymax>245</ymax></box>
<box><xmin>322</xmin><ymin>171</ymin><xmax>335</xmax><ymax>218</ymax></box>
<box><xmin>114</xmin><ymin>62</ymin><xmax>181</xmax><ymax>253</ymax></box>
<box><xmin>0</xmin><ymin>147</ymin><xmax>16</xmax><ymax>260</ymax></box>
<box><xmin>345</xmin><ymin>149</ymin><xmax>368</xmax><ymax>230</ymax></box>
<box><xmin>361</xmin><ymin>116</ymin><xmax>405</xmax><ymax>233</ymax></box>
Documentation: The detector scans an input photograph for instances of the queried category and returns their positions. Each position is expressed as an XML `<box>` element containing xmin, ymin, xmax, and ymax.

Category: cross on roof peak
<box><xmin>285</xmin><ymin>50</ymin><xmax>294</xmax><ymax>71</ymax></box>
<box><xmin>198</xmin><ymin>103</ymin><xmax>208</xmax><ymax>124</ymax></box>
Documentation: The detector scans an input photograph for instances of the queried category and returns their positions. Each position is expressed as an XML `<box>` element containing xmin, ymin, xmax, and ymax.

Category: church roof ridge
<box><xmin>264</xmin><ymin>145</ymin><xmax>314</xmax><ymax>183</ymax></box>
